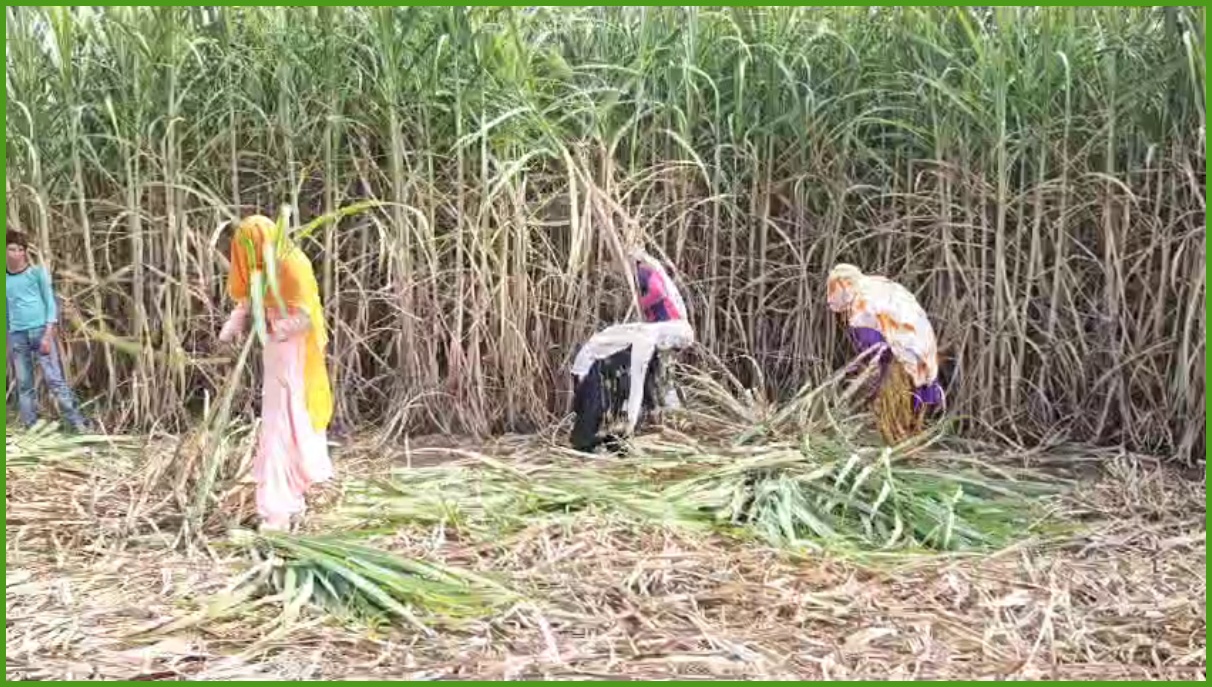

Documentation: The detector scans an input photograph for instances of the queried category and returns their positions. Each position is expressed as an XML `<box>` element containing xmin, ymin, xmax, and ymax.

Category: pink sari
<box><xmin>223</xmin><ymin>304</ymin><xmax>333</xmax><ymax>529</ymax></box>
<box><xmin>254</xmin><ymin>309</ymin><xmax>333</xmax><ymax>528</ymax></box>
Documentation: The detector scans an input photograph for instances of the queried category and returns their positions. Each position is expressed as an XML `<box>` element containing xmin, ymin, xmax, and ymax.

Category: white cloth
<box><xmin>827</xmin><ymin>264</ymin><xmax>939</xmax><ymax>387</ymax></box>
<box><xmin>571</xmin><ymin>319</ymin><xmax>694</xmax><ymax>434</ymax></box>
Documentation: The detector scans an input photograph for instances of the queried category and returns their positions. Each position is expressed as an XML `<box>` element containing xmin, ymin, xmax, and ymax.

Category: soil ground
<box><xmin>5</xmin><ymin>433</ymin><xmax>1206</xmax><ymax>680</ymax></box>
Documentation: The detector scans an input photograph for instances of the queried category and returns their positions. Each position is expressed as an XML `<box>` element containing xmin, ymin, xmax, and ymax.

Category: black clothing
<box><xmin>570</xmin><ymin>345</ymin><xmax>661</xmax><ymax>454</ymax></box>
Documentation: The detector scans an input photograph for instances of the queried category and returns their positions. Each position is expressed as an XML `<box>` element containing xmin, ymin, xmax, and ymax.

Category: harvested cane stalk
<box><xmin>872</xmin><ymin>364</ymin><xmax>924</xmax><ymax>445</ymax></box>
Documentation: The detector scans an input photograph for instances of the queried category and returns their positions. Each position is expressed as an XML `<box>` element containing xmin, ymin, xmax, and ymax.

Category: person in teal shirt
<box><xmin>6</xmin><ymin>230</ymin><xmax>87</xmax><ymax>432</ymax></box>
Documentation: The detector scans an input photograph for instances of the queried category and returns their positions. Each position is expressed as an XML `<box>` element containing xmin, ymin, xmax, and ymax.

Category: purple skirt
<box><xmin>849</xmin><ymin>327</ymin><xmax>944</xmax><ymax>413</ymax></box>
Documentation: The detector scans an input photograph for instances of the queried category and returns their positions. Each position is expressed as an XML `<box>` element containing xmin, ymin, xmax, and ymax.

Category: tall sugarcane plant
<box><xmin>4</xmin><ymin>6</ymin><xmax>1205</xmax><ymax>458</ymax></box>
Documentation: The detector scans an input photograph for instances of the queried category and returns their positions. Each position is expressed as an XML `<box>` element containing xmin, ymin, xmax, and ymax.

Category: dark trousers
<box><xmin>570</xmin><ymin>347</ymin><xmax>661</xmax><ymax>453</ymax></box>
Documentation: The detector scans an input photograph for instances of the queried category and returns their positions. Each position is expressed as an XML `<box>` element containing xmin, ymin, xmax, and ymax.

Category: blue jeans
<box><xmin>9</xmin><ymin>327</ymin><xmax>87</xmax><ymax>431</ymax></box>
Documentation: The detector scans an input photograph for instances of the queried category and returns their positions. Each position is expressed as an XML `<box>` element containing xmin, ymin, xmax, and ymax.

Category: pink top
<box><xmin>636</xmin><ymin>264</ymin><xmax>683</xmax><ymax>322</ymax></box>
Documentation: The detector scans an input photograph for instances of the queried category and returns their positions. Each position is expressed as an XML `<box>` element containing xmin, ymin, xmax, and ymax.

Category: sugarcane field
<box><xmin>5</xmin><ymin>6</ymin><xmax>1207</xmax><ymax>681</ymax></box>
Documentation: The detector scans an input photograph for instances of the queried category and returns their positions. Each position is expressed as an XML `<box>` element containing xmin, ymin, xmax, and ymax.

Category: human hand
<box><xmin>39</xmin><ymin>334</ymin><xmax>53</xmax><ymax>356</ymax></box>
<box><xmin>218</xmin><ymin>305</ymin><xmax>249</xmax><ymax>344</ymax></box>
<box><xmin>218</xmin><ymin>322</ymin><xmax>242</xmax><ymax>344</ymax></box>
<box><xmin>272</xmin><ymin>314</ymin><xmax>310</xmax><ymax>342</ymax></box>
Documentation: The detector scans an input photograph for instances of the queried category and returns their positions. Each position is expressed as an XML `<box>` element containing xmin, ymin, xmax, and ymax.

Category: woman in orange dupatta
<box><xmin>219</xmin><ymin>215</ymin><xmax>334</xmax><ymax>531</ymax></box>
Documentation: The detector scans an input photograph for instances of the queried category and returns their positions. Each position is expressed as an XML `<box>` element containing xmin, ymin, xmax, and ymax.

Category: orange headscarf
<box><xmin>228</xmin><ymin>215</ymin><xmax>333</xmax><ymax>431</ymax></box>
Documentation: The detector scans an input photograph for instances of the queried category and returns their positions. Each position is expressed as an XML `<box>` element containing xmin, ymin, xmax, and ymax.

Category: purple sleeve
<box><xmin>849</xmin><ymin>326</ymin><xmax>885</xmax><ymax>352</ymax></box>
<box><xmin>912</xmin><ymin>381</ymin><xmax>946</xmax><ymax>413</ymax></box>
<box><xmin>845</xmin><ymin>326</ymin><xmax>889</xmax><ymax>376</ymax></box>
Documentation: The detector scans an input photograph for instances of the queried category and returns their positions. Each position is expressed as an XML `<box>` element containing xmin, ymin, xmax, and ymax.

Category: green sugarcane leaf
<box><xmin>292</xmin><ymin>200</ymin><xmax>386</xmax><ymax>244</ymax></box>
<box><xmin>249</xmin><ymin>271</ymin><xmax>269</xmax><ymax>345</ymax></box>
<box><xmin>262</xmin><ymin>238</ymin><xmax>288</xmax><ymax>320</ymax></box>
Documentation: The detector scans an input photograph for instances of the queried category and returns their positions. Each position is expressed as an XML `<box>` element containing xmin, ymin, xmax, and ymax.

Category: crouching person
<box><xmin>568</xmin><ymin>243</ymin><xmax>695</xmax><ymax>453</ymax></box>
<box><xmin>826</xmin><ymin>263</ymin><xmax>945</xmax><ymax>444</ymax></box>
